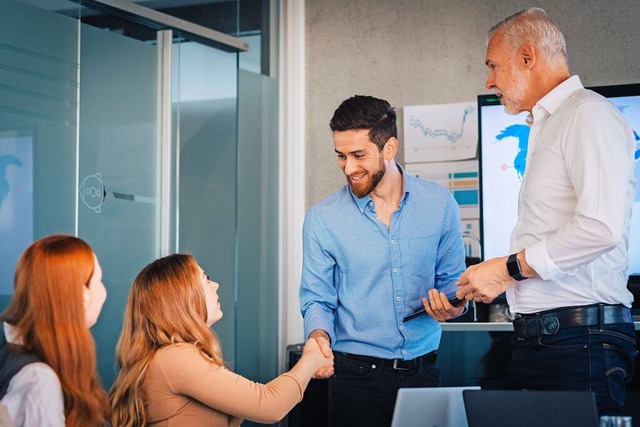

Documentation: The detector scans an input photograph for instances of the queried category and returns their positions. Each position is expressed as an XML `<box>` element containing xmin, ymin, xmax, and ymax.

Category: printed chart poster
<box><xmin>406</xmin><ymin>161</ymin><xmax>481</xmax><ymax>257</ymax></box>
<box><xmin>404</xmin><ymin>102</ymin><xmax>478</xmax><ymax>162</ymax></box>
<box><xmin>405</xmin><ymin>160</ymin><xmax>479</xmax><ymax>219</ymax></box>
<box><xmin>0</xmin><ymin>132</ymin><xmax>33</xmax><ymax>294</ymax></box>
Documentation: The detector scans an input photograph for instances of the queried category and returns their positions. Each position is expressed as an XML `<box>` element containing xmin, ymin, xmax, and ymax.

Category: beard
<box><xmin>348</xmin><ymin>155</ymin><xmax>386</xmax><ymax>198</ymax></box>
<box><xmin>500</xmin><ymin>67</ymin><xmax>527</xmax><ymax>115</ymax></box>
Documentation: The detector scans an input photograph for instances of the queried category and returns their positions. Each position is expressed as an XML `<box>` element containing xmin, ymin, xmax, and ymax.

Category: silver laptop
<box><xmin>463</xmin><ymin>389</ymin><xmax>599</xmax><ymax>427</ymax></box>
<box><xmin>391</xmin><ymin>386</ymin><xmax>481</xmax><ymax>427</ymax></box>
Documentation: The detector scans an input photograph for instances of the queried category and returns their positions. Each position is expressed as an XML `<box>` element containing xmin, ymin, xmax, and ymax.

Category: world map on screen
<box><xmin>495</xmin><ymin>124</ymin><xmax>530</xmax><ymax>180</ymax></box>
<box><xmin>493</xmin><ymin>105</ymin><xmax>640</xmax><ymax>202</ymax></box>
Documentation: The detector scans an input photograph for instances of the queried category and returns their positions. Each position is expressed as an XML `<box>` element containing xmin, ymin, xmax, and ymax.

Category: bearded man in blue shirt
<box><xmin>299</xmin><ymin>95</ymin><xmax>467</xmax><ymax>427</ymax></box>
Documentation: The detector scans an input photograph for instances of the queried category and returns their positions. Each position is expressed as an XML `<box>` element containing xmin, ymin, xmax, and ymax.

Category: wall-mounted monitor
<box><xmin>478</xmin><ymin>83</ymin><xmax>640</xmax><ymax>279</ymax></box>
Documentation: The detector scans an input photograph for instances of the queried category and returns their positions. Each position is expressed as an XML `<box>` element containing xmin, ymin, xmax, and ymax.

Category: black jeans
<box><xmin>508</xmin><ymin>309</ymin><xmax>637</xmax><ymax>415</ymax></box>
<box><xmin>329</xmin><ymin>352</ymin><xmax>441</xmax><ymax>427</ymax></box>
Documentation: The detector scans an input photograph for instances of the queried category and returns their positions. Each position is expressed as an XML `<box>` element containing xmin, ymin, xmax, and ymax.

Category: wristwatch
<box><xmin>506</xmin><ymin>253</ymin><xmax>527</xmax><ymax>281</ymax></box>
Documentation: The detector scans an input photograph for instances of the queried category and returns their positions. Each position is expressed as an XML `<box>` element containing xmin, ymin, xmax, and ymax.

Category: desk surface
<box><xmin>441</xmin><ymin>321</ymin><xmax>640</xmax><ymax>331</ymax></box>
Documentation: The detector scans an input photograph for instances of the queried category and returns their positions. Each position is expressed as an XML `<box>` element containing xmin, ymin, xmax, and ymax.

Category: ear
<box><xmin>383</xmin><ymin>137</ymin><xmax>398</xmax><ymax>160</ymax></box>
<box><xmin>521</xmin><ymin>44</ymin><xmax>535</xmax><ymax>69</ymax></box>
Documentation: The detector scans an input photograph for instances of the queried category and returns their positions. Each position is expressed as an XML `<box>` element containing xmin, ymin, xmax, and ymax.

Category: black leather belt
<box><xmin>338</xmin><ymin>351</ymin><xmax>437</xmax><ymax>371</ymax></box>
<box><xmin>513</xmin><ymin>304</ymin><xmax>632</xmax><ymax>338</ymax></box>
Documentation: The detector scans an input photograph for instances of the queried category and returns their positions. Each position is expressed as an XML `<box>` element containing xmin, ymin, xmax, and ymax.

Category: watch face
<box><xmin>507</xmin><ymin>255</ymin><xmax>521</xmax><ymax>277</ymax></box>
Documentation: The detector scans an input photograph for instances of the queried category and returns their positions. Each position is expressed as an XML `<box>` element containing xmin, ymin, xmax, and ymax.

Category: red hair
<box><xmin>1</xmin><ymin>235</ymin><xmax>108</xmax><ymax>426</ymax></box>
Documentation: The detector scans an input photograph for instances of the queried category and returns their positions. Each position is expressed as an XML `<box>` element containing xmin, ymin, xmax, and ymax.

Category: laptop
<box><xmin>463</xmin><ymin>390</ymin><xmax>599</xmax><ymax>427</ymax></box>
<box><xmin>391</xmin><ymin>386</ymin><xmax>481</xmax><ymax>427</ymax></box>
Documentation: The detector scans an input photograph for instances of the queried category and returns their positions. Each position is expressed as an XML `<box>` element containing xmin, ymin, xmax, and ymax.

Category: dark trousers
<box><xmin>508</xmin><ymin>311</ymin><xmax>637</xmax><ymax>415</ymax></box>
<box><xmin>329</xmin><ymin>352</ymin><xmax>441</xmax><ymax>427</ymax></box>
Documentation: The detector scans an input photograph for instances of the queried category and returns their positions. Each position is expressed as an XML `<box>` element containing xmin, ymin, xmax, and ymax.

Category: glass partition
<box><xmin>0</xmin><ymin>0</ymin><xmax>79</xmax><ymax>308</ymax></box>
<box><xmin>1</xmin><ymin>0</ymin><xmax>281</xmax><ymax>401</ymax></box>
<box><xmin>235</xmin><ymin>69</ymin><xmax>279</xmax><ymax>386</ymax></box>
<box><xmin>173</xmin><ymin>39</ymin><xmax>239</xmax><ymax>363</ymax></box>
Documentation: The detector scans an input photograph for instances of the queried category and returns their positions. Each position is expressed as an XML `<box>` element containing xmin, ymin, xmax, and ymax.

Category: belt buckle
<box><xmin>392</xmin><ymin>359</ymin><xmax>413</xmax><ymax>371</ymax></box>
<box><xmin>539</xmin><ymin>315</ymin><xmax>560</xmax><ymax>335</ymax></box>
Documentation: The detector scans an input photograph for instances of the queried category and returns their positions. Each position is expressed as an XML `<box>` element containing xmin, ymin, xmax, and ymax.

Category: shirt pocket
<box><xmin>409</xmin><ymin>235</ymin><xmax>439</xmax><ymax>280</ymax></box>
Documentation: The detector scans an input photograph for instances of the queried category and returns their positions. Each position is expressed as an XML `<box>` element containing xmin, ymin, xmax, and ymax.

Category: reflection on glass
<box><xmin>0</xmin><ymin>0</ymin><xmax>79</xmax><ymax>308</ymax></box>
<box><xmin>0</xmin><ymin>130</ymin><xmax>33</xmax><ymax>295</ymax></box>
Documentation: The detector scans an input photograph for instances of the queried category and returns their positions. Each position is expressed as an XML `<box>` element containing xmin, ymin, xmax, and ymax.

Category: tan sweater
<box><xmin>143</xmin><ymin>343</ymin><xmax>304</xmax><ymax>426</ymax></box>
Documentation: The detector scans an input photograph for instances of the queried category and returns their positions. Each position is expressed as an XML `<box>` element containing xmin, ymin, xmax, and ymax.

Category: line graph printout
<box><xmin>404</xmin><ymin>102</ymin><xmax>478</xmax><ymax>162</ymax></box>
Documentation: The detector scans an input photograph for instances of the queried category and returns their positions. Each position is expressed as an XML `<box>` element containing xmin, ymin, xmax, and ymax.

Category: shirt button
<box><xmin>396</xmin><ymin>297</ymin><xmax>401</xmax><ymax>301</ymax></box>
<box><xmin>393</xmin><ymin>268</ymin><xmax>398</xmax><ymax>273</ymax></box>
<box><xmin>399</xmin><ymin>325</ymin><xmax>404</xmax><ymax>330</ymax></box>
<box><xmin>402</xmin><ymin>350</ymin><xmax>407</xmax><ymax>355</ymax></box>
<box><xmin>391</xmin><ymin>240</ymin><xmax>396</xmax><ymax>244</ymax></box>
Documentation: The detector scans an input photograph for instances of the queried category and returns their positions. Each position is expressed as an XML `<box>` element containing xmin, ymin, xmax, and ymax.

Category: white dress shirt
<box><xmin>508</xmin><ymin>75</ymin><xmax>637</xmax><ymax>314</ymax></box>
<box><xmin>1</xmin><ymin>322</ymin><xmax>65</xmax><ymax>427</ymax></box>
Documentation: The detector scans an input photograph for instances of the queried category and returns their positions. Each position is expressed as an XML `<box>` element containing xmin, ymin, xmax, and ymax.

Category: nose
<box><xmin>343</xmin><ymin>157</ymin><xmax>357</xmax><ymax>176</ymax></box>
<box><xmin>485</xmin><ymin>72</ymin><xmax>494</xmax><ymax>90</ymax></box>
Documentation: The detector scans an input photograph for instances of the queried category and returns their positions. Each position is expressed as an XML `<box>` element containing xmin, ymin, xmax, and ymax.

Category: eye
<box><xmin>336</xmin><ymin>153</ymin><xmax>346</xmax><ymax>160</ymax></box>
<box><xmin>354</xmin><ymin>154</ymin><xmax>364</xmax><ymax>159</ymax></box>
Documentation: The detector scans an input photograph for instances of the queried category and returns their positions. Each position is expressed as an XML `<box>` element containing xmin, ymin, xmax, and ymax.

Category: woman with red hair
<box><xmin>0</xmin><ymin>235</ymin><xmax>109</xmax><ymax>426</ymax></box>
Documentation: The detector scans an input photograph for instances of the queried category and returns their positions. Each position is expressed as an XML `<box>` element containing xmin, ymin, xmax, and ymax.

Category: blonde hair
<box><xmin>1</xmin><ymin>235</ymin><xmax>108</xmax><ymax>426</ymax></box>
<box><xmin>108</xmin><ymin>254</ymin><xmax>223</xmax><ymax>427</ymax></box>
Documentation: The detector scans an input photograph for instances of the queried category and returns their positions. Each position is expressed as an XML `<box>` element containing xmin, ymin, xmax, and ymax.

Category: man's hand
<box><xmin>422</xmin><ymin>288</ymin><xmax>467</xmax><ymax>321</ymax></box>
<box><xmin>456</xmin><ymin>256</ymin><xmax>514</xmax><ymax>303</ymax></box>
<box><xmin>308</xmin><ymin>329</ymin><xmax>334</xmax><ymax>378</ymax></box>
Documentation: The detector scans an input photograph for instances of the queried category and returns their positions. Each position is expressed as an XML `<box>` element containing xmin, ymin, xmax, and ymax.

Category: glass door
<box><xmin>76</xmin><ymin>15</ymin><xmax>160</xmax><ymax>387</ymax></box>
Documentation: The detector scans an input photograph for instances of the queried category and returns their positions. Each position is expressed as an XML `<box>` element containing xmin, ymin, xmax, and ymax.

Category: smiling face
<box><xmin>334</xmin><ymin>129</ymin><xmax>386</xmax><ymax>198</ymax></box>
<box><xmin>484</xmin><ymin>29</ymin><xmax>530</xmax><ymax>115</ymax></box>
<box><xmin>198</xmin><ymin>266</ymin><xmax>223</xmax><ymax>326</ymax></box>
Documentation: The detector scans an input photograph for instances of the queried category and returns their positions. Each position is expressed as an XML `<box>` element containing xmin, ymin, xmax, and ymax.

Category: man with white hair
<box><xmin>457</xmin><ymin>7</ymin><xmax>637</xmax><ymax>415</ymax></box>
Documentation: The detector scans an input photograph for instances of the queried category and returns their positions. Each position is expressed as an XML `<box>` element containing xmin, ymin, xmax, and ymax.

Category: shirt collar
<box><xmin>350</xmin><ymin>163</ymin><xmax>410</xmax><ymax>213</ymax></box>
<box><xmin>536</xmin><ymin>75</ymin><xmax>583</xmax><ymax>117</ymax></box>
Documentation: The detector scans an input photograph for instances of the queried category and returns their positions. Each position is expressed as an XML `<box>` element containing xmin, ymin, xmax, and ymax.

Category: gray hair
<box><xmin>489</xmin><ymin>7</ymin><xmax>567</xmax><ymax>68</ymax></box>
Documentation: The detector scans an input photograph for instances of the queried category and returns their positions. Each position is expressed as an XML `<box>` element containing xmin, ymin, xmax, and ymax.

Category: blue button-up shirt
<box><xmin>300</xmin><ymin>168</ymin><xmax>466</xmax><ymax>360</ymax></box>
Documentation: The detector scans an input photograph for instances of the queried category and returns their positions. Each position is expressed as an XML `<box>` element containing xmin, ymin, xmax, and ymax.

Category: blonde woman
<box><xmin>0</xmin><ymin>235</ymin><xmax>109</xmax><ymax>427</ymax></box>
<box><xmin>109</xmin><ymin>254</ymin><xmax>332</xmax><ymax>426</ymax></box>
